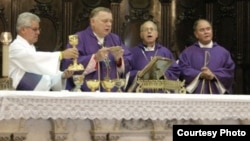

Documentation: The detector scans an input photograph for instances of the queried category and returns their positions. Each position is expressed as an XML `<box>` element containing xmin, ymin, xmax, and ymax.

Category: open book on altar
<box><xmin>137</xmin><ymin>56</ymin><xmax>173</xmax><ymax>79</ymax></box>
<box><xmin>127</xmin><ymin>56</ymin><xmax>173</xmax><ymax>92</ymax></box>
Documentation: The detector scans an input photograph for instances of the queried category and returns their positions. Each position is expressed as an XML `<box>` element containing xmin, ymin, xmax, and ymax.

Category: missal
<box><xmin>137</xmin><ymin>56</ymin><xmax>173</xmax><ymax>79</ymax></box>
<box><xmin>127</xmin><ymin>56</ymin><xmax>173</xmax><ymax>92</ymax></box>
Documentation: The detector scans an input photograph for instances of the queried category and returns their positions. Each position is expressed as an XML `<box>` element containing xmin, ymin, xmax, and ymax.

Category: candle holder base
<box><xmin>0</xmin><ymin>77</ymin><xmax>13</xmax><ymax>90</ymax></box>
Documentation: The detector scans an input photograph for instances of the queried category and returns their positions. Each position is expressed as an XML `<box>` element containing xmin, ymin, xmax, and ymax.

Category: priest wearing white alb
<box><xmin>9</xmin><ymin>12</ymin><xmax>79</xmax><ymax>91</ymax></box>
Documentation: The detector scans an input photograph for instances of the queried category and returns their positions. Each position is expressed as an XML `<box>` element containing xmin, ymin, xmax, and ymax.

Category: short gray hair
<box><xmin>140</xmin><ymin>20</ymin><xmax>158</xmax><ymax>32</ymax></box>
<box><xmin>193</xmin><ymin>19</ymin><xmax>212</xmax><ymax>32</ymax></box>
<box><xmin>89</xmin><ymin>7</ymin><xmax>112</xmax><ymax>19</ymax></box>
<box><xmin>16</xmin><ymin>12</ymin><xmax>40</xmax><ymax>32</ymax></box>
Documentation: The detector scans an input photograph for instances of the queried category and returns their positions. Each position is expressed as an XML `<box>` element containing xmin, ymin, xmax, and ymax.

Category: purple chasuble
<box><xmin>126</xmin><ymin>43</ymin><xmax>181</xmax><ymax>92</ymax></box>
<box><xmin>61</xmin><ymin>26</ymin><xmax>132</xmax><ymax>92</ymax></box>
<box><xmin>178</xmin><ymin>42</ymin><xmax>235</xmax><ymax>94</ymax></box>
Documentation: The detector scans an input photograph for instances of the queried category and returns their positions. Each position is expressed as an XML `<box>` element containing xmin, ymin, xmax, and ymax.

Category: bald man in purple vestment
<box><xmin>61</xmin><ymin>7</ymin><xmax>132</xmax><ymax>92</ymax></box>
<box><xmin>126</xmin><ymin>21</ymin><xmax>181</xmax><ymax>92</ymax></box>
<box><xmin>178</xmin><ymin>19</ymin><xmax>235</xmax><ymax>94</ymax></box>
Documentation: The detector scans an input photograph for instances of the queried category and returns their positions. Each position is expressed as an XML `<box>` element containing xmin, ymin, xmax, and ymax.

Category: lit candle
<box><xmin>1</xmin><ymin>32</ymin><xmax>12</xmax><ymax>77</ymax></box>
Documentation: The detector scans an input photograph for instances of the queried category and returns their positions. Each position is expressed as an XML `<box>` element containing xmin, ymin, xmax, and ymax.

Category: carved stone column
<box><xmin>0</xmin><ymin>119</ymin><xmax>27</xmax><ymax>141</ymax></box>
<box><xmin>151</xmin><ymin>130</ymin><xmax>170</xmax><ymax>141</ymax></box>
<box><xmin>91</xmin><ymin>119</ymin><xmax>118</xmax><ymax>141</ymax></box>
<box><xmin>151</xmin><ymin>119</ymin><xmax>168</xmax><ymax>141</ymax></box>
<box><xmin>50</xmin><ymin>119</ymin><xmax>68</xmax><ymax>141</ymax></box>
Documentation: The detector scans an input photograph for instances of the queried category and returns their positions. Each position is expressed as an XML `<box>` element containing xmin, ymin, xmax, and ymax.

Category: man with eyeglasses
<box><xmin>125</xmin><ymin>20</ymin><xmax>180</xmax><ymax>92</ymax></box>
<box><xmin>9</xmin><ymin>12</ymin><xmax>79</xmax><ymax>91</ymax></box>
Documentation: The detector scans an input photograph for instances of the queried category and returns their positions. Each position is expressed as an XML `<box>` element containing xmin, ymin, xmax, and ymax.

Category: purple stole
<box><xmin>16</xmin><ymin>72</ymin><xmax>42</xmax><ymax>90</ymax></box>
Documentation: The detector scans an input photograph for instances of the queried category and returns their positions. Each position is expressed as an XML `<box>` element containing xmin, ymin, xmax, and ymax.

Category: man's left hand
<box><xmin>201</xmin><ymin>66</ymin><xmax>215</xmax><ymax>80</ymax></box>
<box><xmin>109</xmin><ymin>46</ymin><xmax>124</xmax><ymax>61</ymax></box>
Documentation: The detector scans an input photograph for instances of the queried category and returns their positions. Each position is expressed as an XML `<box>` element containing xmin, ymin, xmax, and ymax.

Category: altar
<box><xmin>0</xmin><ymin>91</ymin><xmax>250</xmax><ymax>141</ymax></box>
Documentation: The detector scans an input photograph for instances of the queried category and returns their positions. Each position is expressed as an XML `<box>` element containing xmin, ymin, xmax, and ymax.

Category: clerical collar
<box><xmin>198</xmin><ymin>41</ymin><xmax>213</xmax><ymax>48</ymax></box>
<box><xmin>144</xmin><ymin>44</ymin><xmax>155</xmax><ymax>51</ymax></box>
<box><xmin>93</xmin><ymin>32</ymin><xmax>104</xmax><ymax>46</ymax></box>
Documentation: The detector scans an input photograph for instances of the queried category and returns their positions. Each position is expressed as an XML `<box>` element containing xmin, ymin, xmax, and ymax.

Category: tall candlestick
<box><xmin>0</xmin><ymin>32</ymin><xmax>12</xmax><ymax>77</ymax></box>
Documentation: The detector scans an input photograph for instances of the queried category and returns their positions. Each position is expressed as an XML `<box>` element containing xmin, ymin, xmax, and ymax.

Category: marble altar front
<box><xmin>0</xmin><ymin>91</ymin><xmax>249</xmax><ymax>141</ymax></box>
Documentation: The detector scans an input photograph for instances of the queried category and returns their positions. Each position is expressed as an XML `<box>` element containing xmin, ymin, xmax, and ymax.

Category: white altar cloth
<box><xmin>0</xmin><ymin>91</ymin><xmax>250</xmax><ymax>121</ymax></box>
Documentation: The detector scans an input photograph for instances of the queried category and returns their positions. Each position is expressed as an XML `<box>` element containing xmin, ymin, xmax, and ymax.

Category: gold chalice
<box><xmin>101</xmin><ymin>79</ymin><xmax>115</xmax><ymax>92</ymax></box>
<box><xmin>72</xmin><ymin>74</ymin><xmax>84</xmax><ymax>92</ymax></box>
<box><xmin>67</xmin><ymin>34</ymin><xmax>84</xmax><ymax>71</ymax></box>
<box><xmin>115</xmin><ymin>79</ymin><xmax>126</xmax><ymax>92</ymax></box>
<box><xmin>86</xmin><ymin>79</ymin><xmax>100</xmax><ymax>92</ymax></box>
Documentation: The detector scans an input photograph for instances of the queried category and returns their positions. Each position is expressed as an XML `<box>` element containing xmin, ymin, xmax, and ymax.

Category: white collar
<box><xmin>93</xmin><ymin>32</ymin><xmax>104</xmax><ymax>46</ymax></box>
<box><xmin>144</xmin><ymin>45</ymin><xmax>155</xmax><ymax>51</ymax></box>
<box><xmin>198</xmin><ymin>41</ymin><xmax>213</xmax><ymax>48</ymax></box>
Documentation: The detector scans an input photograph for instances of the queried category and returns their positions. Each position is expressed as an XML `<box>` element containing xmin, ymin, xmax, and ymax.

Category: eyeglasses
<box><xmin>26</xmin><ymin>27</ymin><xmax>41</xmax><ymax>32</ymax></box>
<box><xmin>141</xmin><ymin>28</ymin><xmax>156</xmax><ymax>32</ymax></box>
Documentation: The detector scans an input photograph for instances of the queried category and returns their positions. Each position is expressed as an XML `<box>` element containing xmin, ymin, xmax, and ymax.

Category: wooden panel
<box><xmin>0</xmin><ymin>6</ymin><xmax>7</xmax><ymax>33</ymax></box>
<box><xmin>175</xmin><ymin>0</ymin><xmax>205</xmax><ymax>54</ymax></box>
<box><xmin>30</xmin><ymin>0</ymin><xmax>63</xmax><ymax>51</ymax></box>
<box><xmin>243</xmin><ymin>1</ymin><xmax>250</xmax><ymax>93</ymax></box>
<box><xmin>123</xmin><ymin>20</ymin><xmax>144</xmax><ymax>48</ymax></box>
<box><xmin>121</xmin><ymin>0</ymin><xmax>153</xmax><ymax>48</ymax></box>
<box><xmin>71</xmin><ymin>0</ymin><xmax>110</xmax><ymax>34</ymax></box>
<box><xmin>35</xmin><ymin>17</ymin><xmax>59</xmax><ymax>51</ymax></box>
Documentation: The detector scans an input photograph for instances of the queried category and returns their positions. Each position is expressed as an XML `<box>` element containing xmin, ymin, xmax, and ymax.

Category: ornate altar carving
<box><xmin>121</xmin><ymin>119</ymin><xmax>153</xmax><ymax>130</ymax></box>
<box><xmin>135</xmin><ymin>79</ymin><xmax>186</xmax><ymax>93</ymax></box>
<box><xmin>0</xmin><ymin>77</ymin><xmax>13</xmax><ymax>90</ymax></box>
<box><xmin>0</xmin><ymin>132</ymin><xmax>27</xmax><ymax>141</ymax></box>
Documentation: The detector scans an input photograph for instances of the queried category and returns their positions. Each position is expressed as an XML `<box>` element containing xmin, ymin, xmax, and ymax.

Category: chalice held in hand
<box><xmin>67</xmin><ymin>34</ymin><xmax>84</xmax><ymax>92</ymax></box>
<box><xmin>67</xmin><ymin>34</ymin><xmax>84</xmax><ymax>71</ymax></box>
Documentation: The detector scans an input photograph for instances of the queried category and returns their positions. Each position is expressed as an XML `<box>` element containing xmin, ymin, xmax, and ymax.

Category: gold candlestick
<box><xmin>67</xmin><ymin>34</ymin><xmax>84</xmax><ymax>71</ymax></box>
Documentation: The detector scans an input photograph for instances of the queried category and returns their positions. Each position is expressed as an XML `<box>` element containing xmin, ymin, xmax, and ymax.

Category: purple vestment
<box><xmin>178</xmin><ymin>42</ymin><xmax>235</xmax><ymax>94</ymax></box>
<box><xmin>61</xmin><ymin>26</ymin><xmax>132</xmax><ymax>92</ymax></box>
<box><xmin>126</xmin><ymin>43</ymin><xmax>181</xmax><ymax>92</ymax></box>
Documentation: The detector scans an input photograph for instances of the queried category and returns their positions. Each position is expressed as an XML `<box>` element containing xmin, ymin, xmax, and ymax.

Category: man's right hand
<box><xmin>200</xmin><ymin>66</ymin><xmax>215</xmax><ymax>80</ymax></box>
<box><xmin>95</xmin><ymin>47</ymin><xmax>109</xmax><ymax>62</ymax></box>
<box><xmin>62</xmin><ymin>48</ymin><xmax>79</xmax><ymax>59</ymax></box>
